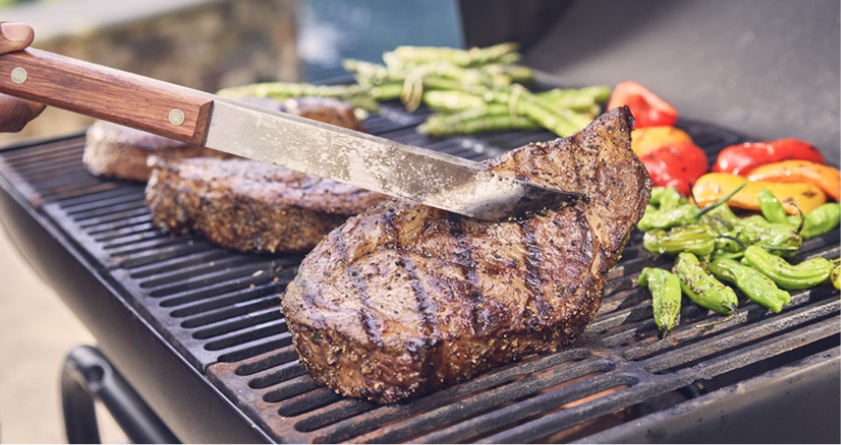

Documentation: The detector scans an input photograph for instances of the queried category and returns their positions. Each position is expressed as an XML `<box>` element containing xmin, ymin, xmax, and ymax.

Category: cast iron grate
<box><xmin>0</xmin><ymin>102</ymin><xmax>837</xmax><ymax>443</ymax></box>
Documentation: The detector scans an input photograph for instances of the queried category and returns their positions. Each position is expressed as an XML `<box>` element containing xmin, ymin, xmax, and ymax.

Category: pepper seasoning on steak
<box><xmin>281</xmin><ymin>106</ymin><xmax>650</xmax><ymax>403</ymax></box>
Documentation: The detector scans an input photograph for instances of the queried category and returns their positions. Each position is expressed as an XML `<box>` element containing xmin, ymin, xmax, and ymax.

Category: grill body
<box><xmin>0</xmin><ymin>101</ymin><xmax>838</xmax><ymax>442</ymax></box>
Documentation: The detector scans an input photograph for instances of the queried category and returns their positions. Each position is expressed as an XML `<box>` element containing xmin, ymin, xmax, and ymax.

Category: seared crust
<box><xmin>281</xmin><ymin>107</ymin><xmax>650</xmax><ymax>403</ymax></box>
<box><xmin>146</xmin><ymin>158</ymin><xmax>387</xmax><ymax>253</ymax></box>
<box><xmin>83</xmin><ymin>120</ymin><xmax>229</xmax><ymax>182</ymax></box>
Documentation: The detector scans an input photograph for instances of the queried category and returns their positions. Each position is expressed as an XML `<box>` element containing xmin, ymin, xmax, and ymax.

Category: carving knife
<box><xmin>0</xmin><ymin>49</ymin><xmax>586</xmax><ymax>220</ymax></box>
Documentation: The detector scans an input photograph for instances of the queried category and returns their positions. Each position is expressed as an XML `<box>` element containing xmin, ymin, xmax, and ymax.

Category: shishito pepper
<box><xmin>638</xmin><ymin>267</ymin><xmax>682</xmax><ymax>336</ymax></box>
<box><xmin>741</xmin><ymin>245</ymin><xmax>833</xmax><ymax>290</ymax></box>
<box><xmin>692</xmin><ymin>173</ymin><xmax>827</xmax><ymax>215</ymax></box>
<box><xmin>631</xmin><ymin>126</ymin><xmax>694</xmax><ymax>158</ymax></box>
<box><xmin>640</xmin><ymin>142</ymin><xmax>709</xmax><ymax>196</ymax></box>
<box><xmin>746</xmin><ymin>160</ymin><xmax>840</xmax><ymax>202</ymax></box>
<box><xmin>712</xmin><ymin>138</ymin><xmax>826</xmax><ymax>175</ymax></box>
<box><xmin>673</xmin><ymin>252</ymin><xmax>738</xmax><ymax>316</ymax></box>
<box><xmin>607</xmin><ymin>81</ymin><xmax>678</xmax><ymax>128</ymax></box>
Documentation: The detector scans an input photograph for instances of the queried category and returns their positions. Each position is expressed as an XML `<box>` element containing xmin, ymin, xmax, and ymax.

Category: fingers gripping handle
<box><xmin>0</xmin><ymin>48</ymin><xmax>214</xmax><ymax>145</ymax></box>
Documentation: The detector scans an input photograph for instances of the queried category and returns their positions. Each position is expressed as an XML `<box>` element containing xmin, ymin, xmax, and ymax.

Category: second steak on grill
<box><xmin>281</xmin><ymin>106</ymin><xmax>650</xmax><ymax>403</ymax></box>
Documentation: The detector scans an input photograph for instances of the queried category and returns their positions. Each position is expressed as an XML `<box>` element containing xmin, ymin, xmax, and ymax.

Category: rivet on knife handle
<box><xmin>0</xmin><ymin>48</ymin><xmax>214</xmax><ymax>145</ymax></box>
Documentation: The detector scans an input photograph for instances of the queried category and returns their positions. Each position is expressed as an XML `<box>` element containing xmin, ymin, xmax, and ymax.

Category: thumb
<box><xmin>0</xmin><ymin>22</ymin><xmax>34</xmax><ymax>54</ymax></box>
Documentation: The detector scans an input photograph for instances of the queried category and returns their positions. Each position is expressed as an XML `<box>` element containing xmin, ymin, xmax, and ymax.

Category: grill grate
<box><xmin>0</xmin><ymin>102</ymin><xmax>838</xmax><ymax>443</ymax></box>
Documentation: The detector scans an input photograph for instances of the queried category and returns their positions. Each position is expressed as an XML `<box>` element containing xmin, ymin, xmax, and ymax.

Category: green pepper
<box><xmin>708</xmin><ymin>258</ymin><xmax>790</xmax><ymax>313</ymax></box>
<box><xmin>649</xmin><ymin>186</ymin><xmax>687</xmax><ymax>210</ymax></box>
<box><xmin>741</xmin><ymin>245</ymin><xmax>833</xmax><ymax>290</ymax></box>
<box><xmin>673</xmin><ymin>252</ymin><xmax>738</xmax><ymax>316</ymax></box>
<box><xmin>787</xmin><ymin>202</ymin><xmax>841</xmax><ymax>240</ymax></box>
<box><xmin>638</xmin><ymin>267</ymin><xmax>682</xmax><ymax>336</ymax></box>
<box><xmin>643</xmin><ymin>224</ymin><xmax>716</xmax><ymax>257</ymax></box>
<box><xmin>757</xmin><ymin>189</ymin><xmax>790</xmax><ymax>225</ymax></box>
<box><xmin>637</xmin><ymin>184</ymin><xmax>745</xmax><ymax>231</ymax></box>
<box><xmin>734</xmin><ymin>215</ymin><xmax>802</xmax><ymax>257</ymax></box>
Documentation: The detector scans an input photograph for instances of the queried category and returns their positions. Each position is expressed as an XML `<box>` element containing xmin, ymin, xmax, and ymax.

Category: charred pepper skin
<box><xmin>639</xmin><ymin>267</ymin><xmax>682</xmax><ymax>336</ymax></box>
<box><xmin>831</xmin><ymin>264</ymin><xmax>841</xmax><ymax>290</ymax></box>
<box><xmin>741</xmin><ymin>245</ymin><xmax>834</xmax><ymax>290</ymax></box>
<box><xmin>673</xmin><ymin>252</ymin><xmax>738</xmax><ymax>316</ymax></box>
<box><xmin>643</xmin><ymin>224</ymin><xmax>716</xmax><ymax>257</ymax></box>
<box><xmin>708</xmin><ymin>258</ymin><xmax>790</xmax><ymax>313</ymax></box>
<box><xmin>637</xmin><ymin>184</ymin><xmax>745</xmax><ymax>232</ymax></box>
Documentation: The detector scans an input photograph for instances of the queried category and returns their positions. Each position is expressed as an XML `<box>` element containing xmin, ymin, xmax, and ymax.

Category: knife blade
<box><xmin>0</xmin><ymin>49</ymin><xmax>586</xmax><ymax>220</ymax></box>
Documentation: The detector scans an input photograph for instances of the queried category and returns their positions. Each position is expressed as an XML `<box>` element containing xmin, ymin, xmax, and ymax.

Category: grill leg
<box><xmin>60</xmin><ymin>345</ymin><xmax>179</xmax><ymax>444</ymax></box>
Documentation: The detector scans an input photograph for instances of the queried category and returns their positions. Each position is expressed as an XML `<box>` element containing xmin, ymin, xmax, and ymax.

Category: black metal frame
<box><xmin>61</xmin><ymin>345</ymin><xmax>179</xmax><ymax>444</ymax></box>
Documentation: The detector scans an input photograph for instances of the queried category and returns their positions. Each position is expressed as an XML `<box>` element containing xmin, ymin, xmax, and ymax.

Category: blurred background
<box><xmin>0</xmin><ymin>0</ymin><xmax>837</xmax><ymax>443</ymax></box>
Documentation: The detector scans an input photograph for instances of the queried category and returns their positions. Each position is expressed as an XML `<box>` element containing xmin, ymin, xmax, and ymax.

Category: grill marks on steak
<box><xmin>281</xmin><ymin>107</ymin><xmax>650</xmax><ymax>403</ymax></box>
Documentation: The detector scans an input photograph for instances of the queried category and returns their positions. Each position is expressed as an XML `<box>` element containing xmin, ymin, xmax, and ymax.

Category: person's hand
<box><xmin>0</xmin><ymin>22</ymin><xmax>45</xmax><ymax>132</ymax></box>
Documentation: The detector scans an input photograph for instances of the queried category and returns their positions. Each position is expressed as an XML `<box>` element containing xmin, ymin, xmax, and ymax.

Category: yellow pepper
<box><xmin>631</xmin><ymin>126</ymin><xmax>694</xmax><ymax>157</ymax></box>
<box><xmin>692</xmin><ymin>173</ymin><xmax>827</xmax><ymax>214</ymax></box>
<box><xmin>746</xmin><ymin>160</ymin><xmax>840</xmax><ymax>202</ymax></box>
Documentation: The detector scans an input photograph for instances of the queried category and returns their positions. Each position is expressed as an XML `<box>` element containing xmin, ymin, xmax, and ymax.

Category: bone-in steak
<box><xmin>281</xmin><ymin>106</ymin><xmax>650</xmax><ymax>403</ymax></box>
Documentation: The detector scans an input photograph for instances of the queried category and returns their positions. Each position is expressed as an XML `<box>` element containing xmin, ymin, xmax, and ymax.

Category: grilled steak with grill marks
<box><xmin>281</xmin><ymin>106</ymin><xmax>650</xmax><ymax>404</ymax></box>
<box><xmin>146</xmin><ymin>158</ymin><xmax>387</xmax><ymax>253</ymax></box>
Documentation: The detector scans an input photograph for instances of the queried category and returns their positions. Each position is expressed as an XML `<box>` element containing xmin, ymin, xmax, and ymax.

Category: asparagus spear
<box><xmin>217</xmin><ymin>82</ymin><xmax>380</xmax><ymax>112</ymax></box>
<box><xmin>384</xmin><ymin>42</ymin><xmax>520</xmax><ymax>67</ymax></box>
<box><xmin>418</xmin><ymin>111</ymin><xmax>541</xmax><ymax>136</ymax></box>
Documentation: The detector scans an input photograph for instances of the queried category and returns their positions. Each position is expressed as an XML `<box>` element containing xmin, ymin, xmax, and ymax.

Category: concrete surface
<box><xmin>0</xmin><ymin>225</ymin><xmax>123</xmax><ymax>443</ymax></box>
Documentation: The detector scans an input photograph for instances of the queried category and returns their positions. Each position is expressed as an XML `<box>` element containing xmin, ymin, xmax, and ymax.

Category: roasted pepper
<box><xmin>607</xmin><ymin>81</ymin><xmax>678</xmax><ymax>128</ymax></box>
<box><xmin>757</xmin><ymin>189</ymin><xmax>791</xmax><ymax>225</ymax></box>
<box><xmin>741</xmin><ymin>245</ymin><xmax>833</xmax><ymax>290</ymax></box>
<box><xmin>712</xmin><ymin>138</ymin><xmax>826</xmax><ymax>175</ymax></box>
<box><xmin>631</xmin><ymin>126</ymin><xmax>694</xmax><ymax>157</ymax></box>
<box><xmin>708</xmin><ymin>258</ymin><xmax>790</xmax><ymax>313</ymax></box>
<box><xmin>638</xmin><ymin>267</ymin><xmax>682</xmax><ymax>336</ymax></box>
<box><xmin>638</xmin><ymin>184</ymin><xmax>744</xmax><ymax>231</ymax></box>
<box><xmin>734</xmin><ymin>215</ymin><xmax>803</xmax><ymax>257</ymax></box>
<box><xmin>673</xmin><ymin>252</ymin><xmax>738</xmax><ymax>316</ymax></box>
<box><xmin>788</xmin><ymin>203</ymin><xmax>841</xmax><ymax>240</ymax></box>
<box><xmin>692</xmin><ymin>173</ymin><xmax>827</xmax><ymax>214</ymax></box>
<box><xmin>648</xmin><ymin>186</ymin><xmax>688</xmax><ymax>210</ymax></box>
<box><xmin>746</xmin><ymin>160</ymin><xmax>840</xmax><ymax>202</ymax></box>
<box><xmin>640</xmin><ymin>142</ymin><xmax>709</xmax><ymax>196</ymax></box>
<box><xmin>831</xmin><ymin>263</ymin><xmax>841</xmax><ymax>290</ymax></box>
<box><xmin>643</xmin><ymin>224</ymin><xmax>716</xmax><ymax>257</ymax></box>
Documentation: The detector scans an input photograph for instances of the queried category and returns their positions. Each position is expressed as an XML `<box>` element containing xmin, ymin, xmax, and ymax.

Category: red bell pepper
<box><xmin>639</xmin><ymin>142</ymin><xmax>709</xmax><ymax>196</ymax></box>
<box><xmin>607</xmin><ymin>81</ymin><xmax>678</xmax><ymax>128</ymax></box>
<box><xmin>712</xmin><ymin>138</ymin><xmax>826</xmax><ymax>175</ymax></box>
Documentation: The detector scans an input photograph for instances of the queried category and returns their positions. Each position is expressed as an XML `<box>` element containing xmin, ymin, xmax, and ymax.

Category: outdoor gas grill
<box><xmin>1</xmin><ymin>96</ymin><xmax>839</xmax><ymax>442</ymax></box>
<box><xmin>1</xmin><ymin>0</ymin><xmax>839</xmax><ymax>443</ymax></box>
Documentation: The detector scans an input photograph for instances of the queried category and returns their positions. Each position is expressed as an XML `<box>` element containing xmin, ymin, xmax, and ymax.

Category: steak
<box><xmin>84</xmin><ymin>96</ymin><xmax>361</xmax><ymax>182</ymax></box>
<box><xmin>146</xmin><ymin>158</ymin><xmax>387</xmax><ymax>254</ymax></box>
<box><xmin>83</xmin><ymin>120</ymin><xmax>230</xmax><ymax>182</ymax></box>
<box><xmin>281</xmin><ymin>106</ymin><xmax>650</xmax><ymax>403</ymax></box>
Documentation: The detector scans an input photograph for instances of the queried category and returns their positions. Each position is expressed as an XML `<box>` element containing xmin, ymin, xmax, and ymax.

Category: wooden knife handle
<box><xmin>0</xmin><ymin>48</ymin><xmax>214</xmax><ymax>145</ymax></box>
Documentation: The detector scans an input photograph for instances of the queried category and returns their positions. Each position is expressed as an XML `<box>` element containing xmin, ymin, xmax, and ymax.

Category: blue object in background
<box><xmin>298</xmin><ymin>0</ymin><xmax>463</xmax><ymax>82</ymax></box>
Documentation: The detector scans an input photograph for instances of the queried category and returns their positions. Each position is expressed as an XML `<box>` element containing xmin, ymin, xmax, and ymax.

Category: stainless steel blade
<box><xmin>204</xmin><ymin>99</ymin><xmax>585</xmax><ymax>220</ymax></box>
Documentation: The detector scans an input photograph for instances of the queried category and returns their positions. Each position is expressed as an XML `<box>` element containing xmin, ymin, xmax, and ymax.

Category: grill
<box><xmin>0</xmin><ymin>96</ymin><xmax>838</xmax><ymax>443</ymax></box>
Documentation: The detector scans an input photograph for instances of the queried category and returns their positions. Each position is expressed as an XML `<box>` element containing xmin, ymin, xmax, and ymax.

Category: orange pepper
<box><xmin>745</xmin><ymin>160</ymin><xmax>840</xmax><ymax>202</ymax></box>
<box><xmin>692</xmin><ymin>173</ymin><xmax>826</xmax><ymax>214</ymax></box>
<box><xmin>631</xmin><ymin>126</ymin><xmax>694</xmax><ymax>157</ymax></box>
